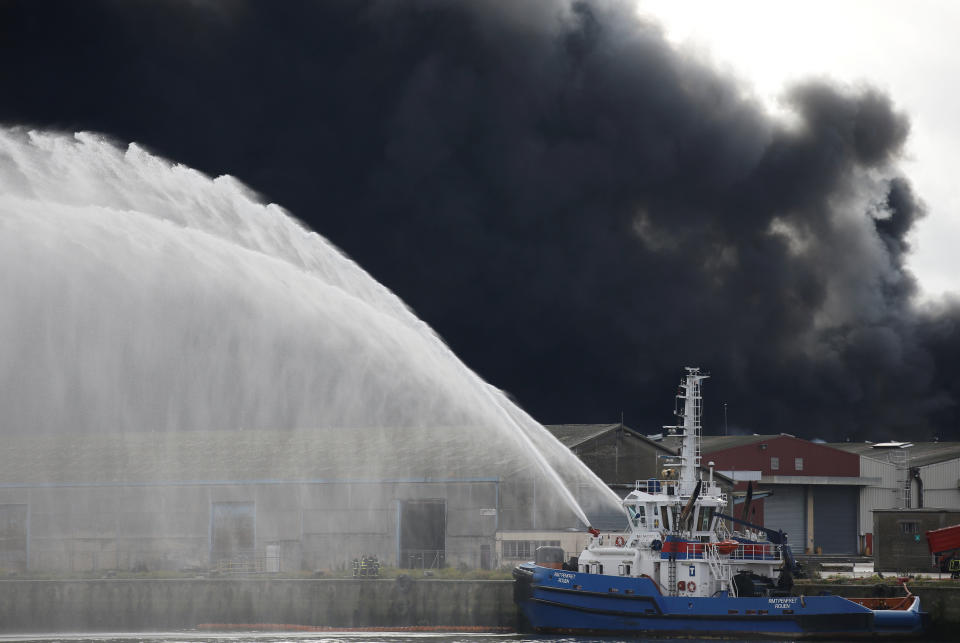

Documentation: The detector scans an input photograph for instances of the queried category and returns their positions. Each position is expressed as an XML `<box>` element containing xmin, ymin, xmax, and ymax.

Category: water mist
<box><xmin>0</xmin><ymin>128</ymin><xmax>623</xmax><ymax>571</ymax></box>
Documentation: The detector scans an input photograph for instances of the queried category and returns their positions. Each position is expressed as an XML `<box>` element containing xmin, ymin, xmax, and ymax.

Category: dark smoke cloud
<box><xmin>1</xmin><ymin>0</ymin><xmax>955</xmax><ymax>439</ymax></box>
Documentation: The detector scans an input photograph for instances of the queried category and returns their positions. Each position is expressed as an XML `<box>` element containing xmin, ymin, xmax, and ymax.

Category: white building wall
<box><xmin>919</xmin><ymin>458</ymin><xmax>960</xmax><ymax>509</ymax></box>
<box><xmin>859</xmin><ymin>456</ymin><xmax>897</xmax><ymax>537</ymax></box>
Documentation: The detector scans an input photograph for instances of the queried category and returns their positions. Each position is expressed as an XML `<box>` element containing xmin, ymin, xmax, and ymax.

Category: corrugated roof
<box><xmin>544</xmin><ymin>424</ymin><xmax>622</xmax><ymax>448</ymax></box>
<box><xmin>701</xmin><ymin>434</ymin><xmax>780</xmax><ymax>453</ymax></box>
<box><xmin>543</xmin><ymin>424</ymin><xmax>678</xmax><ymax>456</ymax></box>
<box><xmin>828</xmin><ymin>441</ymin><xmax>960</xmax><ymax>467</ymax></box>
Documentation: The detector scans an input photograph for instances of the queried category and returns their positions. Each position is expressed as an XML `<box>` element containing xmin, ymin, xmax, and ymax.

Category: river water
<box><xmin>0</xmin><ymin>633</ymin><xmax>866</xmax><ymax>643</ymax></box>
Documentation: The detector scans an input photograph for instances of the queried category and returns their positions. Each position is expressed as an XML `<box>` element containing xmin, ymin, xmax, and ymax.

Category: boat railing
<box><xmin>635</xmin><ymin>478</ymin><xmax>681</xmax><ymax>495</ymax></box>
<box><xmin>663</xmin><ymin>541</ymin><xmax>782</xmax><ymax>562</ymax></box>
<box><xmin>728</xmin><ymin>543</ymin><xmax>782</xmax><ymax>562</ymax></box>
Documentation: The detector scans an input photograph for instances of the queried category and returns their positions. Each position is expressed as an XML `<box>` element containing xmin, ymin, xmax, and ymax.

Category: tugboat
<box><xmin>513</xmin><ymin>368</ymin><xmax>928</xmax><ymax>638</ymax></box>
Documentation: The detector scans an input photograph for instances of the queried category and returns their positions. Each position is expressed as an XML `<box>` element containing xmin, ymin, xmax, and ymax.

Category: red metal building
<box><xmin>701</xmin><ymin>434</ymin><xmax>869</xmax><ymax>554</ymax></box>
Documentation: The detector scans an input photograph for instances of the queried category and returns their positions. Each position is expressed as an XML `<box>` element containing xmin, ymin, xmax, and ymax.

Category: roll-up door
<box><xmin>764</xmin><ymin>485</ymin><xmax>805</xmax><ymax>550</ymax></box>
<box><xmin>813</xmin><ymin>486</ymin><xmax>858</xmax><ymax>554</ymax></box>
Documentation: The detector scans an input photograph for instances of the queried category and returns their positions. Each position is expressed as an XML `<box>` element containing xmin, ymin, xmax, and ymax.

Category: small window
<box><xmin>795</xmin><ymin>457</ymin><xmax>803</xmax><ymax>471</ymax></box>
<box><xmin>899</xmin><ymin>521</ymin><xmax>919</xmax><ymax>535</ymax></box>
<box><xmin>771</xmin><ymin>457</ymin><xmax>780</xmax><ymax>471</ymax></box>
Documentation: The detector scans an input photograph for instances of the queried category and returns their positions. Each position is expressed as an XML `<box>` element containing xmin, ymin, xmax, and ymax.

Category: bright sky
<box><xmin>637</xmin><ymin>0</ymin><xmax>960</xmax><ymax>300</ymax></box>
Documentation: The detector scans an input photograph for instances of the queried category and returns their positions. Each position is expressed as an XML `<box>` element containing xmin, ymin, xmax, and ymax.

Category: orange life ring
<box><xmin>615</xmin><ymin>536</ymin><xmax>626</xmax><ymax>547</ymax></box>
<box><xmin>687</xmin><ymin>581</ymin><xmax>696</xmax><ymax>592</ymax></box>
<box><xmin>677</xmin><ymin>580</ymin><xmax>686</xmax><ymax>591</ymax></box>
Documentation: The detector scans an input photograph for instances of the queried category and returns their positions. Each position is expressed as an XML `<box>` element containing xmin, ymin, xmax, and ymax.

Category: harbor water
<box><xmin>0</xmin><ymin>634</ymin><xmax>915</xmax><ymax>643</ymax></box>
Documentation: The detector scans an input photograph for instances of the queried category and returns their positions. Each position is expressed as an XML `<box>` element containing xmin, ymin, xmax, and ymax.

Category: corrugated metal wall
<box><xmin>860</xmin><ymin>456</ymin><xmax>898</xmax><ymax>537</ymax></box>
<box><xmin>918</xmin><ymin>458</ymin><xmax>960</xmax><ymax>509</ymax></box>
<box><xmin>764</xmin><ymin>485</ymin><xmax>805</xmax><ymax>549</ymax></box>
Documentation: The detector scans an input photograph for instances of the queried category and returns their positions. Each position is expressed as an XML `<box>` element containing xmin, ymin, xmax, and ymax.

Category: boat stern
<box><xmin>871</xmin><ymin>595</ymin><xmax>930</xmax><ymax>636</ymax></box>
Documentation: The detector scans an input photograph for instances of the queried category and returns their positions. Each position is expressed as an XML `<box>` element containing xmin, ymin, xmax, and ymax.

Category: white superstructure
<box><xmin>577</xmin><ymin>368</ymin><xmax>785</xmax><ymax>598</ymax></box>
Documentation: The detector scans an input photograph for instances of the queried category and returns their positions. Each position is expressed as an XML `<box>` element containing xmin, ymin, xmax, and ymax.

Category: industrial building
<box><xmin>700</xmin><ymin>435</ymin><xmax>871</xmax><ymax>555</ymax></box>
<box><xmin>544</xmin><ymin>423</ymin><xmax>712</xmax><ymax>497</ymax></box>
<box><xmin>832</xmin><ymin>441</ymin><xmax>960</xmax><ymax>570</ymax></box>
<box><xmin>694</xmin><ymin>435</ymin><xmax>960</xmax><ymax>562</ymax></box>
<box><xmin>0</xmin><ymin>422</ymin><xmax>738</xmax><ymax>575</ymax></box>
<box><xmin>4</xmin><ymin>419</ymin><xmax>954</xmax><ymax>575</ymax></box>
<box><xmin>0</xmin><ymin>427</ymin><xmax>598</xmax><ymax>574</ymax></box>
<box><xmin>871</xmin><ymin>508</ymin><xmax>960</xmax><ymax>572</ymax></box>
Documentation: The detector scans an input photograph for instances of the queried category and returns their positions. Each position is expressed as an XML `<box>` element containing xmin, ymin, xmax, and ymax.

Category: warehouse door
<box><xmin>0</xmin><ymin>504</ymin><xmax>27</xmax><ymax>572</ymax></box>
<box><xmin>813</xmin><ymin>486</ymin><xmax>858</xmax><ymax>554</ymax></box>
<box><xmin>211</xmin><ymin>502</ymin><xmax>255</xmax><ymax>564</ymax></box>
<box><xmin>764</xmin><ymin>486</ymin><xmax>805</xmax><ymax>550</ymax></box>
<box><xmin>399</xmin><ymin>499</ymin><xmax>445</xmax><ymax>569</ymax></box>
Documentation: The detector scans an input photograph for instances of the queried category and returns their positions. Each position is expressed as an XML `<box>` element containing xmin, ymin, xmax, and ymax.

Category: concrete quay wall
<box><xmin>2</xmin><ymin>578</ymin><xmax>960</xmax><ymax>634</ymax></box>
<box><xmin>0</xmin><ymin>578</ymin><xmax>516</xmax><ymax>633</ymax></box>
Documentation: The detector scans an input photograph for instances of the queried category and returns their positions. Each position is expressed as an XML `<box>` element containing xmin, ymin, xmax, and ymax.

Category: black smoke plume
<box><xmin>1</xmin><ymin>0</ymin><xmax>956</xmax><ymax>440</ymax></box>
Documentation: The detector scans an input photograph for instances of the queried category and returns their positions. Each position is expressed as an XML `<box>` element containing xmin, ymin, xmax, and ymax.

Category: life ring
<box><xmin>687</xmin><ymin>581</ymin><xmax>696</xmax><ymax>592</ymax></box>
<box><xmin>615</xmin><ymin>536</ymin><xmax>626</xmax><ymax>547</ymax></box>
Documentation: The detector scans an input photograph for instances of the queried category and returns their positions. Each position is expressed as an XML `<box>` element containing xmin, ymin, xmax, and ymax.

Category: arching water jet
<box><xmin>0</xmin><ymin>128</ymin><xmax>622</xmax><ymax>569</ymax></box>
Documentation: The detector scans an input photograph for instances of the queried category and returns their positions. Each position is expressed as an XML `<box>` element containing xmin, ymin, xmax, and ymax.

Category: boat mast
<box><xmin>663</xmin><ymin>367</ymin><xmax>708</xmax><ymax>496</ymax></box>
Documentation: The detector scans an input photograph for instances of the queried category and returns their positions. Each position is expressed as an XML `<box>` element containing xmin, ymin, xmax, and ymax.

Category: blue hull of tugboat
<box><xmin>513</xmin><ymin>563</ymin><xmax>928</xmax><ymax>639</ymax></box>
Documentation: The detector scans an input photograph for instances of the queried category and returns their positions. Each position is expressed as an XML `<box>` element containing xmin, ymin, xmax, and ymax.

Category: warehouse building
<box><xmin>701</xmin><ymin>435</ymin><xmax>878</xmax><ymax>555</ymax></box>
<box><xmin>831</xmin><ymin>441</ymin><xmax>960</xmax><ymax>568</ymax></box>
<box><xmin>0</xmin><ymin>421</ymin><xmax>743</xmax><ymax>574</ymax></box>
<box><xmin>0</xmin><ymin>427</ymin><xmax>602</xmax><ymax>574</ymax></box>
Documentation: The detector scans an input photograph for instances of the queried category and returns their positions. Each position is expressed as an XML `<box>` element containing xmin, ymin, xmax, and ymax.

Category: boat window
<box><xmin>627</xmin><ymin>505</ymin><xmax>646</xmax><ymax>528</ymax></box>
<box><xmin>629</xmin><ymin>505</ymin><xmax>647</xmax><ymax>527</ymax></box>
<box><xmin>697</xmin><ymin>506</ymin><xmax>715</xmax><ymax>532</ymax></box>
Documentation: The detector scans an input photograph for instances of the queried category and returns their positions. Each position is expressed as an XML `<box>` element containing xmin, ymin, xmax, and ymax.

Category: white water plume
<box><xmin>0</xmin><ymin>127</ymin><xmax>622</xmax><ymax>528</ymax></box>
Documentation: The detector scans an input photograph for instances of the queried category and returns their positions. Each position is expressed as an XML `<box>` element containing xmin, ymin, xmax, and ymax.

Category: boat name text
<box><xmin>769</xmin><ymin>598</ymin><xmax>799</xmax><ymax>606</ymax></box>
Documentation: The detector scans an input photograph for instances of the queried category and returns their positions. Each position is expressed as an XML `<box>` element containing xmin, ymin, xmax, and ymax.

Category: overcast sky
<box><xmin>639</xmin><ymin>0</ymin><xmax>960</xmax><ymax>299</ymax></box>
<box><xmin>3</xmin><ymin>0</ymin><xmax>960</xmax><ymax>441</ymax></box>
